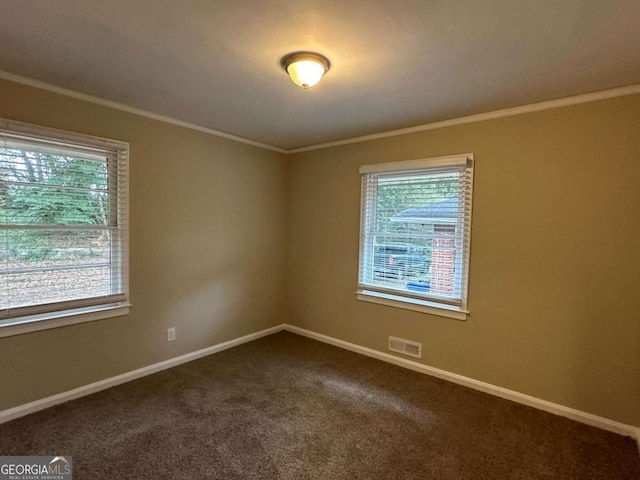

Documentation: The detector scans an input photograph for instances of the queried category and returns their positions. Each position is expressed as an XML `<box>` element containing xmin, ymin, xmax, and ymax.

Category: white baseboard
<box><xmin>0</xmin><ymin>324</ymin><xmax>285</xmax><ymax>424</ymax></box>
<box><xmin>2</xmin><ymin>321</ymin><xmax>638</xmax><ymax>448</ymax></box>
<box><xmin>283</xmin><ymin>324</ymin><xmax>639</xmax><ymax>440</ymax></box>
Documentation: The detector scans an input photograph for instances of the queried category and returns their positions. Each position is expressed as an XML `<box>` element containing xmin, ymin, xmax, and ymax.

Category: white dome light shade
<box><xmin>287</xmin><ymin>60</ymin><xmax>325</xmax><ymax>88</ymax></box>
<box><xmin>281</xmin><ymin>52</ymin><xmax>330</xmax><ymax>89</ymax></box>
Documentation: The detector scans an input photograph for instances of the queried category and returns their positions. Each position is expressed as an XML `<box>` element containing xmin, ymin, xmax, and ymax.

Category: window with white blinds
<box><xmin>0</xmin><ymin>120</ymin><xmax>129</xmax><ymax>328</ymax></box>
<box><xmin>358</xmin><ymin>155</ymin><xmax>474</xmax><ymax>317</ymax></box>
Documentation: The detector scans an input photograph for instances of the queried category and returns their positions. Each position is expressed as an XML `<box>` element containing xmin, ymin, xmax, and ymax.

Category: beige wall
<box><xmin>286</xmin><ymin>95</ymin><xmax>640</xmax><ymax>426</ymax></box>
<box><xmin>1</xmin><ymin>76</ymin><xmax>639</xmax><ymax>428</ymax></box>
<box><xmin>0</xmin><ymin>79</ymin><xmax>287</xmax><ymax>410</ymax></box>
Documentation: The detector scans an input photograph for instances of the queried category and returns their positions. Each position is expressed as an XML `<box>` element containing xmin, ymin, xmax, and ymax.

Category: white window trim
<box><xmin>356</xmin><ymin>290</ymin><xmax>467</xmax><ymax>320</ymax></box>
<box><xmin>0</xmin><ymin>118</ymin><xmax>130</xmax><ymax>337</ymax></box>
<box><xmin>357</xmin><ymin>154</ymin><xmax>474</xmax><ymax>320</ymax></box>
<box><xmin>0</xmin><ymin>303</ymin><xmax>131</xmax><ymax>338</ymax></box>
<box><xmin>359</xmin><ymin>154</ymin><xmax>472</xmax><ymax>174</ymax></box>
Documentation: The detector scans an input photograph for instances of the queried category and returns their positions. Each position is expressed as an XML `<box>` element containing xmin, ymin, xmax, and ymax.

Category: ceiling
<box><xmin>1</xmin><ymin>1</ymin><xmax>639</xmax><ymax>150</ymax></box>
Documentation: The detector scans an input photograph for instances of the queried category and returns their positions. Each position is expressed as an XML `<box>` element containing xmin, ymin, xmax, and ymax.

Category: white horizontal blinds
<box><xmin>0</xmin><ymin>125</ymin><xmax>129</xmax><ymax>320</ymax></box>
<box><xmin>359</xmin><ymin>156</ymin><xmax>473</xmax><ymax>309</ymax></box>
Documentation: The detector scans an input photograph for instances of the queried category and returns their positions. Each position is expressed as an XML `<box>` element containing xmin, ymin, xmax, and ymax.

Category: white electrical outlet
<box><xmin>167</xmin><ymin>327</ymin><xmax>176</xmax><ymax>342</ymax></box>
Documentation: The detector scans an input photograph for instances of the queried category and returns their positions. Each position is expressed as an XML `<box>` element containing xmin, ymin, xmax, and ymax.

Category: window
<box><xmin>0</xmin><ymin>120</ymin><xmax>129</xmax><ymax>336</ymax></box>
<box><xmin>358</xmin><ymin>154</ymin><xmax>474</xmax><ymax>320</ymax></box>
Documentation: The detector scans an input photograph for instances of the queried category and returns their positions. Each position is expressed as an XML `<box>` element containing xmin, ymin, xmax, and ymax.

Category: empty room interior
<box><xmin>1</xmin><ymin>1</ymin><xmax>639</xmax><ymax>479</ymax></box>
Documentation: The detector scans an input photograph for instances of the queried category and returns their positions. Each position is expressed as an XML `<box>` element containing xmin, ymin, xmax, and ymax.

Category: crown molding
<box><xmin>1</xmin><ymin>69</ymin><xmax>638</xmax><ymax>155</ymax></box>
<box><xmin>288</xmin><ymin>83</ymin><xmax>640</xmax><ymax>153</ymax></box>
<box><xmin>0</xmin><ymin>70</ymin><xmax>287</xmax><ymax>154</ymax></box>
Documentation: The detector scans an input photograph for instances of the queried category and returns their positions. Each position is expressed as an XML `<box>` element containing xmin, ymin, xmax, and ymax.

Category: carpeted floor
<box><xmin>1</xmin><ymin>331</ymin><xmax>639</xmax><ymax>479</ymax></box>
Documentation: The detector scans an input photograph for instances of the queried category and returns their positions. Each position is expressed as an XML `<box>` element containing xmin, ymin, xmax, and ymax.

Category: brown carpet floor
<box><xmin>1</xmin><ymin>331</ymin><xmax>639</xmax><ymax>479</ymax></box>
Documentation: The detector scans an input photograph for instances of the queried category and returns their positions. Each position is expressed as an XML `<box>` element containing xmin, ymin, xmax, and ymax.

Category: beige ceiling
<box><xmin>1</xmin><ymin>1</ymin><xmax>639</xmax><ymax>150</ymax></box>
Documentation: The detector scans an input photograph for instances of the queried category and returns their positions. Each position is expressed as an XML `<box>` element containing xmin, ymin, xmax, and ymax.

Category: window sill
<box><xmin>0</xmin><ymin>303</ymin><xmax>131</xmax><ymax>338</ymax></box>
<box><xmin>356</xmin><ymin>290</ymin><xmax>467</xmax><ymax>320</ymax></box>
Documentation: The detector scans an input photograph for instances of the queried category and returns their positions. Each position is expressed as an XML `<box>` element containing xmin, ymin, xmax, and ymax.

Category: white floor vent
<box><xmin>388</xmin><ymin>336</ymin><xmax>422</xmax><ymax>359</ymax></box>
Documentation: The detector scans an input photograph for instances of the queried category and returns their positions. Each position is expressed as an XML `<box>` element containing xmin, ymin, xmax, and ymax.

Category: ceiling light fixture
<box><xmin>281</xmin><ymin>52</ymin><xmax>331</xmax><ymax>89</ymax></box>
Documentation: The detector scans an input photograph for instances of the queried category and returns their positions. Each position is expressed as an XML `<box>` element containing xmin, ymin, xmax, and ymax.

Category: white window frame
<box><xmin>0</xmin><ymin>119</ymin><xmax>130</xmax><ymax>337</ymax></box>
<box><xmin>357</xmin><ymin>154</ymin><xmax>474</xmax><ymax>320</ymax></box>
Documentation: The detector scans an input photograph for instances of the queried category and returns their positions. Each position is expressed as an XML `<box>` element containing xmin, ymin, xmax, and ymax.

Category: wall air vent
<box><xmin>388</xmin><ymin>336</ymin><xmax>422</xmax><ymax>359</ymax></box>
